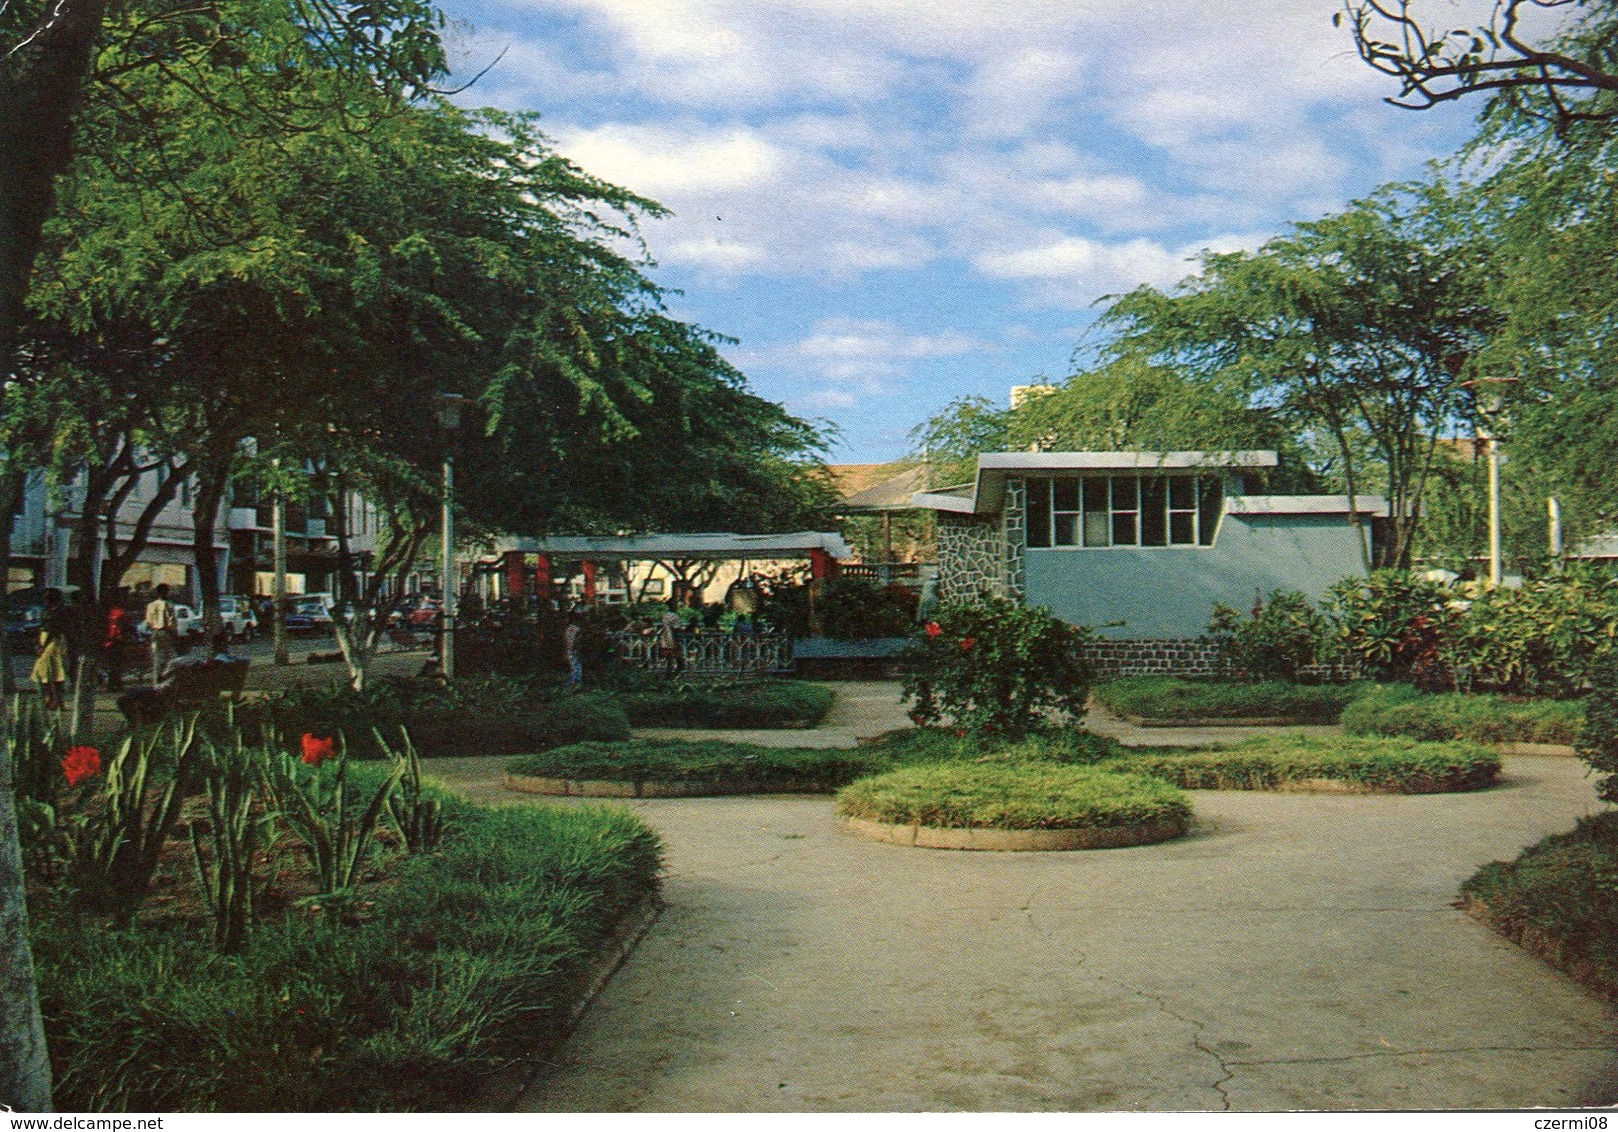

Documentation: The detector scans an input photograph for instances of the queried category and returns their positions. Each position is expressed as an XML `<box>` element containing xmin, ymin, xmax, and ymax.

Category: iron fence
<box><xmin>608</xmin><ymin>630</ymin><xmax>794</xmax><ymax>679</ymax></box>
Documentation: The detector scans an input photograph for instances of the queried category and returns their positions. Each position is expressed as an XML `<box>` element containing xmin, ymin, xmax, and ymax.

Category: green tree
<box><xmin>1100</xmin><ymin>179</ymin><xmax>1498</xmax><ymax>569</ymax></box>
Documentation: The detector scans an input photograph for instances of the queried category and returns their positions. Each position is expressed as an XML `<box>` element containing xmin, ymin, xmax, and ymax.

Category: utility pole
<box><xmin>1548</xmin><ymin>498</ymin><xmax>1564</xmax><ymax>564</ymax></box>
<box><xmin>435</xmin><ymin>393</ymin><xmax>464</xmax><ymax>681</ymax></box>
<box><xmin>272</xmin><ymin>480</ymin><xmax>288</xmax><ymax>666</ymax></box>
<box><xmin>1486</xmin><ymin>427</ymin><xmax>1503</xmax><ymax>589</ymax></box>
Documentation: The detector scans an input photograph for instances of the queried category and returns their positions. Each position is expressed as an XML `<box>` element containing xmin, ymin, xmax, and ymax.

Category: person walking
<box><xmin>564</xmin><ymin>610</ymin><xmax>585</xmax><ymax>687</ymax></box>
<box><xmin>145</xmin><ymin>583</ymin><xmax>179</xmax><ymax>684</ymax></box>
<box><xmin>30</xmin><ymin>588</ymin><xmax>69</xmax><ymax>710</ymax></box>
<box><xmin>658</xmin><ymin>599</ymin><xmax>683</xmax><ymax>676</ymax></box>
<box><xmin>102</xmin><ymin>588</ymin><xmax>134</xmax><ymax>691</ymax></box>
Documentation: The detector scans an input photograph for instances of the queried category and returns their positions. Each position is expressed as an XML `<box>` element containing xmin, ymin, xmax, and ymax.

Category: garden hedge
<box><xmin>1107</xmin><ymin>733</ymin><xmax>1501</xmax><ymax>793</ymax></box>
<box><xmin>506</xmin><ymin>738</ymin><xmax>887</xmax><ymax>794</ymax></box>
<box><xmin>1092</xmin><ymin>677</ymin><xmax>1366</xmax><ymax>723</ymax></box>
<box><xmin>1339</xmin><ymin>684</ymin><xmax>1583</xmax><ymax>746</ymax></box>
<box><xmin>835</xmin><ymin>761</ymin><xmax>1191</xmax><ymax>833</ymax></box>
<box><xmin>1460</xmin><ymin>812</ymin><xmax>1618</xmax><ymax>1002</ymax></box>
<box><xmin>617</xmin><ymin>680</ymin><xmax>835</xmax><ymax>729</ymax></box>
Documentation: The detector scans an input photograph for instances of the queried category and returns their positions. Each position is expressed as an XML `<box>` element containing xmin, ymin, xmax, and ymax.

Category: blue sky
<box><xmin>445</xmin><ymin>0</ymin><xmax>1485</xmax><ymax>463</ymax></box>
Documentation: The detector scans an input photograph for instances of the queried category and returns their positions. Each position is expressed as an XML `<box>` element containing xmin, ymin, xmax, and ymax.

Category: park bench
<box><xmin>116</xmin><ymin>656</ymin><xmax>251</xmax><ymax>727</ymax></box>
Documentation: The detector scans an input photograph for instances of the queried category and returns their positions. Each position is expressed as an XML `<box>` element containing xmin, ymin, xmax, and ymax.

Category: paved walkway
<box><xmin>426</xmin><ymin>683</ymin><xmax>1618</xmax><ymax>1112</ymax></box>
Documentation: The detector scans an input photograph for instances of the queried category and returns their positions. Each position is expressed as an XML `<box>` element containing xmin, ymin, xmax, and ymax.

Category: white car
<box><xmin>172</xmin><ymin>604</ymin><xmax>204</xmax><ymax>642</ymax></box>
<box><xmin>218</xmin><ymin>596</ymin><xmax>258</xmax><ymax>642</ymax></box>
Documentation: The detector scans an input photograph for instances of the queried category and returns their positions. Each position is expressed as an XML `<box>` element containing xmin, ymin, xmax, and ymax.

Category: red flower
<box><xmin>300</xmin><ymin>733</ymin><xmax>337</xmax><ymax>766</ymax></box>
<box><xmin>954</xmin><ymin>729</ymin><xmax>967</xmax><ymax>739</ymax></box>
<box><xmin>924</xmin><ymin>621</ymin><xmax>942</xmax><ymax>639</ymax></box>
<box><xmin>62</xmin><ymin>746</ymin><xmax>101</xmax><ymax>787</ymax></box>
<box><xmin>960</xmin><ymin>637</ymin><xmax>976</xmax><ymax>651</ymax></box>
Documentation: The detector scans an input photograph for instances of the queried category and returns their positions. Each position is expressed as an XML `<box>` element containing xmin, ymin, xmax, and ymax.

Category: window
<box><xmin>1026</xmin><ymin>475</ymin><xmax>1222</xmax><ymax>548</ymax></box>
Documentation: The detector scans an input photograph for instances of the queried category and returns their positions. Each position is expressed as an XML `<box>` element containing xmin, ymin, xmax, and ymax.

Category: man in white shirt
<box><xmin>145</xmin><ymin>583</ymin><xmax>178</xmax><ymax>683</ymax></box>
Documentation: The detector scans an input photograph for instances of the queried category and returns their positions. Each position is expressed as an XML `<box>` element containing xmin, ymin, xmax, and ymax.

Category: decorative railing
<box><xmin>607</xmin><ymin>630</ymin><xmax>794</xmax><ymax>678</ymax></box>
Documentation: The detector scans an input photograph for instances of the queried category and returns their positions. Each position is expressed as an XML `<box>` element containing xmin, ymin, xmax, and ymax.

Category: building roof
<box><xmin>912</xmin><ymin>450</ymin><xmax>1280</xmax><ymax>515</ymax></box>
<box><xmin>1226</xmin><ymin>495</ymin><xmax>1389</xmax><ymax>517</ymax></box>
<box><xmin>497</xmin><ymin>531</ymin><xmax>853</xmax><ymax>561</ymax></box>
<box><xmin>835</xmin><ymin>465</ymin><xmax>930</xmax><ymax>513</ymax></box>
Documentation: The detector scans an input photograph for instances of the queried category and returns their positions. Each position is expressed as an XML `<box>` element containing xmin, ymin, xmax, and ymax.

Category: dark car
<box><xmin>4</xmin><ymin>603</ymin><xmax>42</xmax><ymax>653</ymax></box>
<box><xmin>284</xmin><ymin>594</ymin><xmax>335</xmax><ymax>636</ymax></box>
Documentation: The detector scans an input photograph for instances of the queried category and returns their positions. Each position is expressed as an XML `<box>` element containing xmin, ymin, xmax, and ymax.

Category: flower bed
<box><xmin>1091</xmin><ymin>677</ymin><xmax>1366</xmax><ymax>725</ymax></box>
<box><xmin>31</xmin><ymin>779</ymin><xmax>661</xmax><ymax>1111</ymax></box>
<box><xmin>1339</xmin><ymin>684</ymin><xmax>1583</xmax><ymax>746</ymax></box>
<box><xmin>834</xmin><ymin>762</ymin><xmax>1191</xmax><ymax>850</ymax></box>
<box><xmin>617</xmin><ymin>679</ymin><xmax>835</xmax><ymax>729</ymax></box>
<box><xmin>1106</xmin><ymin>733</ymin><xmax>1501</xmax><ymax>793</ymax></box>
<box><xmin>1459</xmin><ymin>812</ymin><xmax>1618</xmax><ymax>1002</ymax></box>
<box><xmin>505</xmin><ymin>739</ymin><xmax>888</xmax><ymax>796</ymax></box>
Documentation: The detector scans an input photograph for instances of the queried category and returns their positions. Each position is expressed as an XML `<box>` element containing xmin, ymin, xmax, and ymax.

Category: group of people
<box><xmin>27</xmin><ymin>582</ymin><xmax>202</xmax><ymax>710</ymax></box>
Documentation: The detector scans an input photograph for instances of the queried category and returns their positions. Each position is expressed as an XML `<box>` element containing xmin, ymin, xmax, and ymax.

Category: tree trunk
<box><xmin>0</xmin><ymin>734</ymin><xmax>52</xmax><ymax>1112</ymax></box>
<box><xmin>0</xmin><ymin>0</ymin><xmax>110</xmax><ymax>368</ymax></box>
<box><xmin>0</xmin><ymin>473</ymin><xmax>24</xmax><ymax>698</ymax></box>
<box><xmin>191</xmin><ymin>465</ymin><xmax>229</xmax><ymax>643</ymax></box>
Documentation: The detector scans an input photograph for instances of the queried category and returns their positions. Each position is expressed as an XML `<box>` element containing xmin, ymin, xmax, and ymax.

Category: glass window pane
<box><xmin>1054</xmin><ymin>513</ymin><xmax>1078</xmax><ymax>546</ymax></box>
<box><xmin>1112</xmin><ymin>511</ymin><xmax>1138</xmax><ymax>545</ymax></box>
<box><xmin>1169</xmin><ymin>476</ymin><xmax>1196</xmax><ymax>510</ymax></box>
<box><xmin>1112</xmin><ymin>475</ymin><xmax>1139</xmax><ymax>512</ymax></box>
<box><xmin>1082</xmin><ymin>476</ymin><xmax>1108</xmax><ymax>514</ymax></box>
<box><xmin>1053</xmin><ymin>478</ymin><xmax>1079</xmax><ymax>512</ymax></box>
<box><xmin>1170</xmin><ymin>511</ymin><xmax>1195</xmax><ymax>544</ymax></box>
<box><xmin>1083</xmin><ymin>512</ymin><xmax>1111</xmax><ymax>547</ymax></box>
<box><xmin>1026</xmin><ymin>479</ymin><xmax>1051</xmax><ymax>548</ymax></box>
<box><xmin>1141</xmin><ymin>478</ymin><xmax>1167</xmax><ymax>546</ymax></box>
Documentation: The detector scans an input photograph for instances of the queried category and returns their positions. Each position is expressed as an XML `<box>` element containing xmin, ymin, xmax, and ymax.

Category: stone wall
<box><xmin>1002</xmin><ymin>477</ymin><xmax>1026</xmax><ymax>601</ymax></box>
<box><xmin>937</xmin><ymin>514</ymin><xmax>1010</xmax><ymax>603</ymax></box>
<box><xmin>1080</xmin><ymin>638</ymin><xmax>1360</xmax><ymax>682</ymax></box>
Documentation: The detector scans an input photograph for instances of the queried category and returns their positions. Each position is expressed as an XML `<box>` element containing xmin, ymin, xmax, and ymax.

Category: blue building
<box><xmin>913</xmin><ymin>451</ymin><xmax>1382</xmax><ymax>660</ymax></box>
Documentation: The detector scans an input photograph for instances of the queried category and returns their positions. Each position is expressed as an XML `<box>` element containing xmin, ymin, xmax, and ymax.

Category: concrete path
<box><xmin>427</xmin><ymin>682</ymin><xmax>1618</xmax><ymax>1112</ymax></box>
<box><xmin>633</xmin><ymin>680</ymin><xmax>918</xmax><ymax>749</ymax></box>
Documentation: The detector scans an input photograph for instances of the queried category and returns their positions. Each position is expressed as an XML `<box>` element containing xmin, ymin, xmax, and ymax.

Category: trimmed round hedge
<box><xmin>835</xmin><ymin>762</ymin><xmax>1191</xmax><ymax>847</ymax></box>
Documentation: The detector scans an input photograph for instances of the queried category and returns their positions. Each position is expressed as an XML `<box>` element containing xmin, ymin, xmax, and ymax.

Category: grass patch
<box><xmin>507</xmin><ymin>738</ymin><xmax>887</xmax><ymax>792</ymax></box>
<box><xmin>835</xmin><ymin>761</ymin><xmax>1191</xmax><ymax>831</ymax></box>
<box><xmin>1460</xmin><ymin>811</ymin><xmax>1618</xmax><ymax>1001</ymax></box>
<box><xmin>858</xmin><ymin>726</ymin><xmax>1131</xmax><ymax>766</ymax></box>
<box><xmin>617</xmin><ymin>680</ymin><xmax>835</xmax><ymax>729</ymax></box>
<box><xmin>1105</xmin><ymin>733</ymin><xmax>1501</xmax><ymax>793</ymax></box>
<box><xmin>32</xmin><ymin>782</ymin><xmax>661</xmax><ymax>1112</ymax></box>
<box><xmin>1092</xmin><ymin>677</ymin><xmax>1367</xmax><ymax>722</ymax></box>
<box><xmin>1340</xmin><ymin>684</ymin><xmax>1584</xmax><ymax>745</ymax></box>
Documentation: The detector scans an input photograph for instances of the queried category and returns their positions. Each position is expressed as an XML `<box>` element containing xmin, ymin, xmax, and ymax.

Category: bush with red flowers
<box><xmin>61</xmin><ymin>745</ymin><xmax>101</xmax><ymax>787</ymax></box>
<box><xmin>300</xmin><ymin>733</ymin><xmax>337</xmax><ymax>765</ymax></box>
<box><xmin>901</xmin><ymin>596</ymin><xmax>1094</xmax><ymax>738</ymax></box>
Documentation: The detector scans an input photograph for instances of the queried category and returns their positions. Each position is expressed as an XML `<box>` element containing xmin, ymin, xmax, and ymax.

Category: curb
<box><xmin>503</xmin><ymin>772</ymin><xmax>832</xmax><ymax>798</ymax></box>
<box><xmin>479</xmin><ymin>892</ymin><xmax>665</xmax><ymax>1111</ymax></box>
<box><xmin>1121</xmin><ymin>713</ymin><xmax>1324</xmax><ymax>728</ymax></box>
<box><xmin>839</xmin><ymin>814</ymin><xmax>1189</xmax><ymax>851</ymax></box>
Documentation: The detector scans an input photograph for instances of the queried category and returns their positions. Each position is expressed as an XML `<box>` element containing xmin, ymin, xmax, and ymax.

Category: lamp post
<box><xmin>272</xmin><ymin>460</ymin><xmax>289</xmax><ymax>666</ymax></box>
<box><xmin>435</xmin><ymin>393</ymin><xmax>465</xmax><ymax>679</ymax></box>
<box><xmin>1463</xmin><ymin>378</ymin><xmax>1517</xmax><ymax>590</ymax></box>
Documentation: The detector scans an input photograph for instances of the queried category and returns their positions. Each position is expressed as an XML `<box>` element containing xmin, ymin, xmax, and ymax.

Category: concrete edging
<box><xmin>1122</xmin><ymin>713</ymin><xmax>1319</xmax><ymax>728</ymax></box>
<box><xmin>839</xmin><ymin>814</ymin><xmax>1189</xmax><ymax>852</ymax></box>
<box><xmin>502</xmin><ymin>772</ymin><xmax>829</xmax><ymax>798</ymax></box>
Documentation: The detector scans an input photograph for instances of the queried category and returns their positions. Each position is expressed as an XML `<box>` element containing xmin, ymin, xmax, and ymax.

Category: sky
<box><xmin>442</xmin><ymin>0</ymin><xmax>1487</xmax><ymax>464</ymax></box>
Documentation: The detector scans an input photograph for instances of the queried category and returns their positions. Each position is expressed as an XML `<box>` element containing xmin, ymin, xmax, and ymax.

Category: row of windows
<box><xmin>1025</xmin><ymin>475</ymin><xmax>1222</xmax><ymax>549</ymax></box>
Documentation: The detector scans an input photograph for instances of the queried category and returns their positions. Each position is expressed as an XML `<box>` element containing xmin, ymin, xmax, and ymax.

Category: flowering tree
<box><xmin>902</xmin><ymin>597</ymin><xmax>1094</xmax><ymax>739</ymax></box>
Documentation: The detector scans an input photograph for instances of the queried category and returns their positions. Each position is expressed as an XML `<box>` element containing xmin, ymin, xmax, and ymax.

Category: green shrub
<box><xmin>1092</xmin><ymin>677</ymin><xmax>1366</xmax><ymax>722</ymax></box>
<box><xmin>617</xmin><ymin>679</ymin><xmax>834</xmax><ymax>728</ymax></box>
<box><xmin>1575</xmin><ymin>652</ymin><xmax>1618</xmax><ymax>804</ymax></box>
<box><xmin>1325</xmin><ymin>571</ymin><xmax>1458</xmax><ymax>689</ymax></box>
<box><xmin>506</xmin><ymin>739</ymin><xmax>888</xmax><ymax>792</ymax></box>
<box><xmin>1105</xmin><ymin>733</ymin><xmax>1500</xmax><ymax>793</ymax></box>
<box><xmin>1207</xmin><ymin>590</ymin><xmax>1332</xmax><ymax>681</ymax></box>
<box><xmin>33</xmin><ymin>789</ymin><xmax>661</xmax><ymax>1111</ymax></box>
<box><xmin>835</xmin><ymin>761</ymin><xmax>1191</xmax><ymax>831</ymax></box>
<box><xmin>1451</xmin><ymin>566</ymin><xmax>1618</xmax><ymax>696</ymax></box>
<box><xmin>1340</xmin><ymin>684</ymin><xmax>1584</xmax><ymax>745</ymax></box>
<box><xmin>1460</xmin><ymin>811</ymin><xmax>1618</xmax><ymax>1001</ymax></box>
<box><xmin>903</xmin><ymin>597</ymin><xmax>1093</xmax><ymax>738</ymax></box>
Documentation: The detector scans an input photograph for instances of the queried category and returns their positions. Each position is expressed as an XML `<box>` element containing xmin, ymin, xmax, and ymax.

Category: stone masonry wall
<box><xmin>1002</xmin><ymin>477</ymin><xmax>1026</xmax><ymax>601</ymax></box>
<box><xmin>937</xmin><ymin>514</ymin><xmax>1010</xmax><ymax>603</ymax></box>
<box><xmin>1081</xmin><ymin>639</ymin><xmax>1359</xmax><ymax>682</ymax></box>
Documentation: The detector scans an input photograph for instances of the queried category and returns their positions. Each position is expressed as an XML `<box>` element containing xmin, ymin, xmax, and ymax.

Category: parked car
<box><xmin>173</xmin><ymin>604</ymin><xmax>204</xmax><ymax>643</ymax></box>
<box><xmin>406</xmin><ymin>597</ymin><xmax>442</xmax><ymax>627</ymax></box>
<box><xmin>218</xmin><ymin>595</ymin><xmax>258</xmax><ymax>642</ymax></box>
<box><xmin>4</xmin><ymin>603</ymin><xmax>42</xmax><ymax>653</ymax></box>
<box><xmin>284</xmin><ymin>593</ymin><xmax>335</xmax><ymax>636</ymax></box>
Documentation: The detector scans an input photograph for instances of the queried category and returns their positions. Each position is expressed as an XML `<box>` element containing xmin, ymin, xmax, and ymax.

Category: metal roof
<box><xmin>496</xmin><ymin>531</ymin><xmax>854</xmax><ymax>561</ymax></box>
<box><xmin>911</xmin><ymin>451</ymin><xmax>1280</xmax><ymax>515</ymax></box>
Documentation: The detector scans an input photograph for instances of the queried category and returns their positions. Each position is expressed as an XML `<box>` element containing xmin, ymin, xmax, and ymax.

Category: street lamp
<box><xmin>1463</xmin><ymin>378</ymin><xmax>1518</xmax><ymax>590</ymax></box>
<box><xmin>435</xmin><ymin>392</ymin><xmax>465</xmax><ymax>679</ymax></box>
